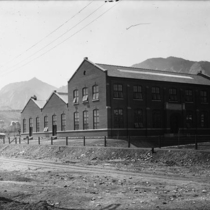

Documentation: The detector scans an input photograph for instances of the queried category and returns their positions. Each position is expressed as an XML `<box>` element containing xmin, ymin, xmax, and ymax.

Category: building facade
<box><xmin>21</xmin><ymin>58</ymin><xmax>210</xmax><ymax>138</ymax></box>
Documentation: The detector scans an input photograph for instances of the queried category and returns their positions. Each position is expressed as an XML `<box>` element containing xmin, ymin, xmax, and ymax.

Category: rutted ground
<box><xmin>1</xmin><ymin>144</ymin><xmax>210</xmax><ymax>210</ymax></box>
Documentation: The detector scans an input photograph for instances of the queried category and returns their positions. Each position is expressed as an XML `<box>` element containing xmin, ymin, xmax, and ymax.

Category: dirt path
<box><xmin>1</xmin><ymin>157</ymin><xmax>210</xmax><ymax>210</ymax></box>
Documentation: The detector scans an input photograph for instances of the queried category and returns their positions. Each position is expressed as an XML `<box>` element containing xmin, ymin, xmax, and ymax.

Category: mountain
<box><xmin>57</xmin><ymin>85</ymin><xmax>68</xmax><ymax>93</ymax></box>
<box><xmin>132</xmin><ymin>56</ymin><xmax>210</xmax><ymax>76</ymax></box>
<box><xmin>0</xmin><ymin>77</ymin><xmax>57</xmax><ymax>110</ymax></box>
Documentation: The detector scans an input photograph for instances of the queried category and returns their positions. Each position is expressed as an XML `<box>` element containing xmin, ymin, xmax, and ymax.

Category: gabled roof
<box><xmin>21</xmin><ymin>98</ymin><xmax>46</xmax><ymax>113</ymax></box>
<box><xmin>68</xmin><ymin>57</ymin><xmax>106</xmax><ymax>83</ymax></box>
<box><xmin>96</xmin><ymin>63</ymin><xmax>210</xmax><ymax>86</ymax></box>
<box><xmin>42</xmin><ymin>90</ymin><xmax>68</xmax><ymax>110</ymax></box>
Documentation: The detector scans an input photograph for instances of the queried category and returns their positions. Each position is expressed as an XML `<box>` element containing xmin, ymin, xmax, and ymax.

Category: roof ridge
<box><xmin>96</xmin><ymin>63</ymin><xmax>196</xmax><ymax>76</ymax></box>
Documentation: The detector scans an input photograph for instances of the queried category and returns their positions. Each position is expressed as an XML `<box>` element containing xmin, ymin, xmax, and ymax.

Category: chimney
<box><xmin>84</xmin><ymin>57</ymin><xmax>88</xmax><ymax>60</ymax></box>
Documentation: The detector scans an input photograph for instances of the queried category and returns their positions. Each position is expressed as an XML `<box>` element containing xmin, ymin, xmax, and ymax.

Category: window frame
<box><xmin>152</xmin><ymin>87</ymin><xmax>161</xmax><ymax>101</ymax></box>
<box><xmin>200</xmin><ymin>111</ymin><xmax>208</xmax><ymax>128</ymax></box>
<box><xmin>82</xmin><ymin>87</ymin><xmax>88</xmax><ymax>102</ymax></box>
<box><xmin>23</xmin><ymin>119</ymin><xmax>26</xmax><ymax>133</ymax></box>
<box><xmin>29</xmin><ymin>118</ymin><xmax>33</xmax><ymax>128</ymax></box>
<box><xmin>169</xmin><ymin>88</ymin><xmax>178</xmax><ymax>102</ymax></box>
<box><xmin>133</xmin><ymin>85</ymin><xmax>143</xmax><ymax>100</ymax></box>
<box><xmin>83</xmin><ymin>110</ymin><xmax>89</xmax><ymax>130</ymax></box>
<box><xmin>113</xmin><ymin>108</ymin><xmax>124</xmax><ymax>128</ymax></box>
<box><xmin>152</xmin><ymin>110</ymin><xmax>162</xmax><ymax>128</ymax></box>
<box><xmin>92</xmin><ymin>85</ymin><xmax>99</xmax><ymax>101</ymax></box>
<box><xmin>36</xmin><ymin>117</ymin><xmax>40</xmax><ymax>132</ymax></box>
<box><xmin>61</xmin><ymin>113</ymin><xmax>66</xmax><ymax>131</ymax></box>
<box><xmin>134</xmin><ymin>109</ymin><xmax>143</xmax><ymax>128</ymax></box>
<box><xmin>113</xmin><ymin>84</ymin><xmax>123</xmax><ymax>99</ymax></box>
<box><xmin>73</xmin><ymin>89</ymin><xmax>79</xmax><ymax>104</ymax></box>
<box><xmin>44</xmin><ymin>116</ymin><xmax>48</xmax><ymax>128</ymax></box>
<box><xmin>185</xmin><ymin>89</ymin><xmax>193</xmax><ymax>103</ymax></box>
<box><xmin>200</xmin><ymin>90</ymin><xmax>208</xmax><ymax>104</ymax></box>
<box><xmin>93</xmin><ymin>109</ymin><xmax>99</xmax><ymax>129</ymax></box>
<box><xmin>74</xmin><ymin>112</ymin><xmax>79</xmax><ymax>130</ymax></box>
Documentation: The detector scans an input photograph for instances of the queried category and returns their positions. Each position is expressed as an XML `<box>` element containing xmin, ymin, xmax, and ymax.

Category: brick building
<box><xmin>21</xmin><ymin>57</ymin><xmax>210</xmax><ymax>138</ymax></box>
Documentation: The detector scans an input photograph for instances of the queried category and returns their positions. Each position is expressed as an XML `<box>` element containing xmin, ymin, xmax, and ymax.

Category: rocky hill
<box><xmin>0</xmin><ymin>77</ymin><xmax>56</xmax><ymax>110</ymax></box>
<box><xmin>133</xmin><ymin>56</ymin><xmax>210</xmax><ymax>75</ymax></box>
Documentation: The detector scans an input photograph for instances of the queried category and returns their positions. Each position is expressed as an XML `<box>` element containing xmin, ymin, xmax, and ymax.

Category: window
<box><xmin>152</xmin><ymin>87</ymin><xmax>161</xmax><ymax>101</ymax></box>
<box><xmin>133</xmin><ymin>86</ymin><xmax>142</xmax><ymax>100</ymax></box>
<box><xmin>61</xmin><ymin>113</ymin><xmax>66</xmax><ymax>131</ymax></box>
<box><xmin>200</xmin><ymin>90</ymin><xmax>208</xmax><ymax>103</ymax></box>
<box><xmin>153</xmin><ymin>110</ymin><xmax>161</xmax><ymax>128</ymax></box>
<box><xmin>74</xmin><ymin>112</ymin><xmax>79</xmax><ymax>130</ymax></box>
<box><xmin>83</xmin><ymin>111</ymin><xmax>89</xmax><ymax>130</ymax></box>
<box><xmin>134</xmin><ymin>109</ymin><xmax>143</xmax><ymax>128</ymax></box>
<box><xmin>23</xmin><ymin>119</ymin><xmax>26</xmax><ymax>133</ymax></box>
<box><xmin>29</xmin><ymin>118</ymin><xmax>33</xmax><ymax>128</ymax></box>
<box><xmin>93</xmin><ymin>109</ymin><xmax>99</xmax><ymax>129</ymax></box>
<box><xmin>113</xmin><ymin>84</ymin><xmax>123</xmax><ymax>98</ymax></box>
<box><xmin>200</xmin><ymin>112</ymin><xmax>208</xmax><ymax>128</ymax></box>
<box><xmin>73</xmin><ymin>89</ymin><xmax>79</xmax><ymax>104</ymax></box>
<box><xmin>92</xmin><ymin>85</ymin><xmax>99</xmax><ymax>101</ymax></box>
<box><xmin>52</xmin><ymin>115</ymin><xmax>57</xmax><ymax>126</ymax></box>
<box><xmin>44</xmin><ymin>116</ymin><xmax>48</xmax><ymax>128</ymax></box>
<box><xmin>186</xmin><ymin>111</ymin><xmax>193</xmax><ymax>128</ymax></box>
<box><xmin>185</xmin><ymin>90</ymin><xmax>193</xmax><ymax>102</ymax></box>
<box><xmin>114</xmin><ymin>109</ymin><xmax>124</xmax><ymax>128</ymax></box>
<box><xmin>169</xmin><ymin>88</ymin><xmax>178</xmax><ymax>102</ymax></box>
<box><xmin>82</xmin><ymin>87</ymin><xmax>88</xmax><ymax>102</ymax></box>
<box><xmin>36</xmin><ymin>117</ymin><xmax>40</xmax><ymax>132</ymax></box>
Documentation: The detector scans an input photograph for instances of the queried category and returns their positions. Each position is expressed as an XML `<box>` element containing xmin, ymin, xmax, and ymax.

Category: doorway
<box><xmin>170</xmin><ymin>113</ymin><xmax>181</xmax><ymax>134</ymax></box>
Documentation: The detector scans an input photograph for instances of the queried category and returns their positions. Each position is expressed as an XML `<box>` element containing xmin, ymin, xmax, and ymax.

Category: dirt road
<box><xmin>1</xmin><ymin>156</ymin><xmax>210</xmax><ymax>210</ymax></box>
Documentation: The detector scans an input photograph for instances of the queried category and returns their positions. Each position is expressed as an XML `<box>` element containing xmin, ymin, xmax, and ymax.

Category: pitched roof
<box><xmin>31</xmin><ymin>99</ymin><xmax>46</xmax><ymax>109</ymax></box>
<box><xmin>96</xmin><ymin>63</ymin><xmax>210</xmax><ymax>86</ymax></box>
<box><xmin>56</xmin><ymin>92</ymin><xmax>68</xmax><ymax>104</ymax></box>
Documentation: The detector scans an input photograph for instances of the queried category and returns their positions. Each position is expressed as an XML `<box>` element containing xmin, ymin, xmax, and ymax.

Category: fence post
<box><xmin>195</xmin><ymin>135</ymin><xmax>198</xmax><ymax>150</ymax></box>
<box><xmin>104</xmin><ymin>136</ymin><xmax>107</xmax><ymax>147</ymax></box>
<box><xmin>8</xmin><ymin>137</ymin><xmax>10</xmax><ymax>144</ymax></box>
<box><xmin>51</xmin><ymin>137</ymin><xmax>53</xmax><ymax>145</ymax></box>
<box><xmin>38</xmin><ymin>137</ymin><xmax>40</xmax><ymax>145</ymax></box>
<box><xmin>159</xmin><ymin>135</ymin><xmax>161</xmax><ymax>148</ymax></box>
<box><xmin>27</xmin><ymin>136</ymin><xmax>29</xmax><ymax>144</ymax></box>
<box><xmin>15</xmin><ymin>137</ymin><xmax>17</xmax><ymax>144</ymax></box>
<box><xmin>128</xmin><ymin>136</ymin><xmax>130</xmax><ymax>148</ymax></box>
<box><xmin>3</xmin><ymin>137</ymin><xmax>5</xmax><ymax>144</ymax></box>
<box><xmin>19</xmin><ymin>137</ymin><xmax>21</xmax><ymax>144</ymax></box>
<box><xmin>83</xmin><ymin>136</ymin><xmax>85</xmax><ymax>146</ymax></box>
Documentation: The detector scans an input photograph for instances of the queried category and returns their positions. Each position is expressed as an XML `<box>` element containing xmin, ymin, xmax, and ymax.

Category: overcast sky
<box><xmin>0</xmin><ymin>1</ymin><xmax>209</xmax><ymax>90</ymax></box>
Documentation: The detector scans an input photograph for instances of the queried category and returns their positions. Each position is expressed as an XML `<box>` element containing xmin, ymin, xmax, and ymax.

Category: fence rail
<box><xmin>1</xmin><ymin>134</ymin><xmax>210</xmax><ymax>150</ymax></box>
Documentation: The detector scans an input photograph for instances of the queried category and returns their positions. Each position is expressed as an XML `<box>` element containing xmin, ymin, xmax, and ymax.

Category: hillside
<box><xmin>133</xmin><ymin>56</ymin><xmax>210</xmax><ymax>75</ymax></box>
<box><xmin>0</xmin><ymin>77</ymin><xmax>56</xmax><ymax>110</ymax></box>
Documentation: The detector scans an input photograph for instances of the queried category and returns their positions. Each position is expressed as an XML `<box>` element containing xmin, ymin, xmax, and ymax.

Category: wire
<box><xmin>0</xmin><ymin>2</ymin><xmax>119</xmax><ymax>78</ymax></box>
<box><xmin>0</xmin><ymin>1</ymin><xmax>93</xmax><ymax>68</ymax></box>
<box><xmin>0</xmin><ymin>2</ymin><xmax>105</xmax><ymax>75</ymax></box>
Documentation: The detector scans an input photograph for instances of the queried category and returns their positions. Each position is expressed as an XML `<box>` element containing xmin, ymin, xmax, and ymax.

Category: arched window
<box><xmin>93</xmin><ymin>109</ymin><xmax>99</xmax><ymax>129</ymax></box>
<box><xmin>92</xmin><ymin>85</ymin><xmax>99</xmax><ymax>100</ymax></box>
<box><xmin>73</xmin><ymin>89</ymin><xmax>79</xmax><ymax>104</ymax></box>
<box><xmin>36</xmin><ymin>117</ymin><xmax>40</xmax><ymax>132</ymax></box>
<box><xmin>61</xmin><ymin>113</ymin><xmax>66</xmax><ymax>131</ymax></box>
<box><xmin>83</xmin><ymin>110</ymin><xmax>89</xmax><ymax>130</ymax></box>
<box><xmin>82</xmin><ymin>87</ymin><xmax>88</xmax><ymax>102</ymax></box>
<box><xmin>74</xmin><ymin>112</ymin><xmax>79</xmax><ymax>130</ymax></box>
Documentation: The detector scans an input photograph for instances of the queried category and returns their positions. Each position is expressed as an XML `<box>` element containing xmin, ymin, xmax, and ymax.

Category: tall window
<box><xmin>73</xmin><ymin>89</ymin><xmax>79</xmax><ymax>104</ymax></box>
<box><xmin>61</xmin><ymin>113</ymin><xmax>66</xmax><ymax>131</ymax></box>
<box><xmin>186</xmin><ymin>111</ymin><xmax>193</xmax><ymax>128</ymax></box>
<box><xmin>52</xmin><ymin>115</ymin><xmax>57</xmax><ymax>126</ymax></box>
<box><xmin>200</xmin><ymin>90</ymin><xmax>208</xmax><ymax>103</ymax></box>
<box><xmin>153</xmin><ymin>110</ymin><xmax>161</xmax><ymax>128</ymax></box>
<box><xmin>36</xmin><ymin>117</ymin><xmax>40</xmax><ymax>132</ymax></box>
<box><xmin>113</xmin><ymin>84</ymin><xmax>123</xmax><ymax>98</ymax></box>
<box><xmin>133</xmin><ymin>85</ymin><xmax>142</xmax><ymax>100</ymax></box>
<box><xmin>83</xmin><ymin>111</ymin><xmax>89</xmax><ymax>130</ymax></box>
<box><xmin>185</xmin><ymin>90</ymin><xmax>193</xmax><ymax>102</ymax></box>
<box><xmin>200</xmin><ymin>112</ymin><xmax>208</xmax><ymax>128</ymax></box>
<box><xmin>74</xmin><ymin>112</ymin><xmax>79</xmax><ymax>130</ymax></box>
<box><xmin>44</xmin><ymin>116</ymin><xmax>48</xmax><ymax>128</ymax></box>
<box><xmin>93</xmin><ymin>109</ymin><xmax>99</xmax><ymax>129</ymax></box>
<box><xmin>82</xmin><ymin>87</ymin><xmax>88</xmax><ymax>102</ymax></box>
<box><xmin>23</xmin><ymin>119</ymin><xmax>26</xmax><ymax>133</ymax></box>
<box><xmin>169</xmin><ymin>88</ymin><xmax>178</xmax><ymax>102</ymax></box>
<box><xmin>29</xmin><ymin>118</ymin><xmax>33</xmax><ymax>128</ymax></box>
<box><xmin>92</xmin><ymin>85</ymin><xmax>99</xmax><ymax>100</ymax></box>
<box><xmin>134</xmin><ymin>109</ymin><xmax>143</xmax><ymax>128</ymax></box>
<box><xmin>152</xmin><ymin>87</ymin><xmax>161</xmax><ymax>101</ymax></box>
<box><xmin>114</xmin><ymin>109</ymin><xmax>124</xmax><ymax>128</ymax></box>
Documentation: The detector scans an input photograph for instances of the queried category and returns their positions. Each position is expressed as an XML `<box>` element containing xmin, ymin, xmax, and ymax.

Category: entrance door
<box><xmin>52</xmin><ymin>125</ymin><xmax>57</xmax><ymax>136</ymax></box>
<box><xmin>170</xmin><ymin>113</ymin><xmax>181</xmax><ymax>134</ymax></box>
<box><xmin>29</xmin><ymin>127</ymin><xmax>33</xmax><ymax>137</ymax></box>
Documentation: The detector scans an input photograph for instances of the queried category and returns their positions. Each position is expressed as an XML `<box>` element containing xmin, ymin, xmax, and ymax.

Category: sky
<box><xmin>0</xmin><ymin>1</ymin><xmax>209</xmax><ymax>90</ymax></box>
